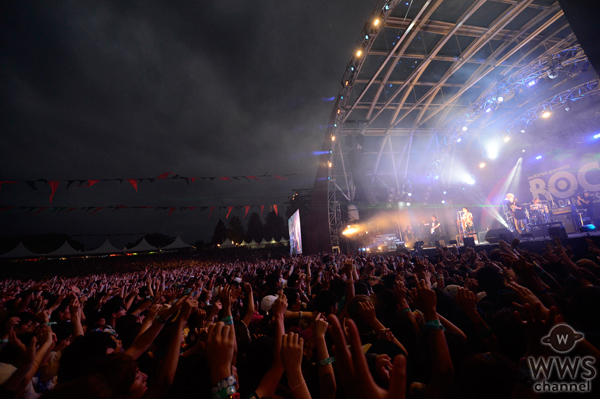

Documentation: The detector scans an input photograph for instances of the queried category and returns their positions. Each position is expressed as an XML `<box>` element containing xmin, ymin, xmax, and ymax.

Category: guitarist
<box><xmin>506</xmin><ymin>193</ymin><xmax>528</xmax><ymax>234</ymax></box>
<box><xmin>429</xmin><ymin>215</ymin><xmax>441</xmax><ymax>246</ymax></box>
<box><xmin>461</xmin><ymin>207</ymin><xmax>474</xmax><ymax>233</ymax></box>
<box><xmin>577</xmin><ymin>190</ymin><xmax>595</xmax><ymax>221</ymax></box>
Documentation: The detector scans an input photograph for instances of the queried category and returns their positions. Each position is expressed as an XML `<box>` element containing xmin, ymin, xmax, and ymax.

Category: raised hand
<box><xmin>281</xmin><ymin>332</ymin><xmax>304</xmax><ymax>374</ymax></box>
<box><xmin>206</xmin><ymin>322</ymin><xmax>236</xmax><ymax>384</ymax></box>
<box><xmin>455</xmin><ymin>287</ymin><xmax>477</xmax><ymax>317</ymax></box>
<box><xmin>327</xmin><ymin>315</ymin><xmax>406</xmax><ymax>399</ymax></box>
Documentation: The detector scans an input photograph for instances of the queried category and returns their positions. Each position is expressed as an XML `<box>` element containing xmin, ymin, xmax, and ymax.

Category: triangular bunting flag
<box><xmin>127</xmin><ymin>179</ymin><xmax>138</xmax><ymax>192</ymax></box>
<box><xmin>208</xmin><ymin>206</ymin><xmax>216</xmax><ymax>218</ymax></box>
<box><xmin>190</xmin><ymin>177</ymin><xmax>199</xmax><ymax>183</ymax></box>
<box><xmin>168</xmin><ymin>207</ymin><xmax>176</xmax><ymax>217</ymax></box>
<box><xmin>27</xmin><ymin>207</ymin><xmax>49</xmax><ymax>216</ymax></box>
<box><xmin>48</xmin><ymin>181</ymin><xmax>60</xmax><ymax>203</ymax></box>
<box><xmin>226</xmin><ymin>206</ymin><xmax>234</xmax><ymax>219</ymax></box>
<box><xmin>244</xmin><ymin>206</ymin><xmax>250</xmax><ymax>218</ymax></box>
<box><xmin>273</xmin><ymin>204</ymin><xmax>278</xmax><ymax>216</ymax></box>
<box><xmin>0</xmin><ymin>206</ymin><xmax>15</xmax><ymax>213</ymax></box>
<box><xmin>247</xmin><ymin>176</ymin><xmax>261</xmax><ymax>181</ymax></box>
<box><xmin>219</xmin><ymin>177</ymin><xmax>232</xmax><ymax>182</ymax></box>
<box><xmin>273</xmin><ymin>175</ymin><xmax>288</xmax><ymax>180</ymax></box>
<box><xmin>87</xmin><ymin>207</ymin><xmax>105</xmax><ymax>215</ymax></box>
<box><xmin>59</xmin><ymin>207</ymin><xmax>78</xmax><ymax>214</ymax></box>
<box><xmin>156</xmin><ymin>172</ymin><xmax>175</xmax><ymax>179</ymax></box>
<box><xmin>260</xmin><ymin>205</ymin><xmax>265</xmax><ymax>215</ymax></box>
<box><xmin>82</xmin><ymin>180</ymin><xmax>100</xmax><ymax>187</ymax></box>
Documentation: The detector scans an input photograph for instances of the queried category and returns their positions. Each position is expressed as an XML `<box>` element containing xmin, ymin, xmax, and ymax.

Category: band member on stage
<box><xmin>461</xmin><ymin>207</ymin><xmax>474</xmax><ymax>233</ymax></box>
<box><xmin>506</xmin><ymin>193</ymin><xmax>529</xmax><ymax>233</ymax></box>
<box><xmin>530</xmin><ymin>198</ymin><xmax>542</xmax><ymax>211</ymax></box>
<box><xmin>577</xmin><ymin>190</ymin><xmax>595</xmax><ymax>220</ymax></box>
<box><xmin>404</xmin><ymin>225</ymin><xmax>414</xmax><ymax>241</ymax></box>
<box><xmin>429</xmin><ymin>215</ymin><xmax>441</xmax><ymax>246</ymax></box>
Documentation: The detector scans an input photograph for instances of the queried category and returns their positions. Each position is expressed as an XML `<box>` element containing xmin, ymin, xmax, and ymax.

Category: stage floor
<box><xmin>416</xmin><ymin>231</ymin><xmax>600</xmax><ymax>257</ymax></box>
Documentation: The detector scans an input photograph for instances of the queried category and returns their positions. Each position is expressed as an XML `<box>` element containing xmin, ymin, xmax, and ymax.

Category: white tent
<box><xmin>240</xmin><ymin>240</ymin><xmax>248</xmax><ymax>246</ymax></box>
<box><xmin>86</xmin><ymin>239</ymin><xmax>123</xmax><ymax>255</ymax></box>
<box><xmin>161</xmin><ymin>236</ymin><xmax>191</xmax><ymax>250</ymax></box>
<box><xmin>126</xmin><ymin>238</ymin><xmax>157</xmax><ymax>253</ymax></box>
<box><xmin>0</xmin><ymin>242</ymin><xmax>41</xmax><ymax>259</ymax></box>
<box><xmin>248</xmin><ymin>239</ymin><xmax>258</xmax><ymax>248</ymax></box>
<box><xmin>269</xmin><ymin>238</ymin><xmax>278</xmax><ymax>244</ymax></box>
<box><xmin>279</xmin><ymin>237</ymin><xmax>289</xmax><ymax>246</ymax></box>
<box><xmin>46</xmin><ymin>241</ymin><xmax>82</xmax><ymax>257</ymax></box>
<box><xmin>220</xmin><ymin>238</ymin><xmax>235</xmax><ymax>248</ymax></box>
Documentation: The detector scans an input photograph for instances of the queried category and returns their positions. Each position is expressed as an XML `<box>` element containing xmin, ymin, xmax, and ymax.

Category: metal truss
<box><xmin>505</xmin><ymin>79</ymin><xmax>600</xmax><ymax>133</ymax></box>
<box><xmin>428</xmin><ymin>45</ymin><xmax>589</xmax><ymax>172</ymax></box>
<box><xmin>327</xmin><ymin>180</ymin><xmax>342</xmax><ymax>252</ymax></box>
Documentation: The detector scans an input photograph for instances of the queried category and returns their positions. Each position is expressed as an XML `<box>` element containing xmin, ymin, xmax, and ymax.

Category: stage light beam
<box><xmin>542</xmin><ymin>111</ymin><xmax>551</xmax><ymax>118</ymax></box>
<box><xmin>479</xmin><ymin>162</ymin><xmax>486</xmax><ymax>168</ymax></box>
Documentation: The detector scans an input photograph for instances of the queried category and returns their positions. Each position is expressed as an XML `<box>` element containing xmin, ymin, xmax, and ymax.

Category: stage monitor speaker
<box><xmin>485</xmin><ymin>228</ymin><xmax>514</xmax><ymax>244</ymax></box>
<box><xmin>463</xmin><ymin>237</ymin><xmax>476</xmax><ymax>247</ymax></box>
<box><xmin>552</xmin><ymin>213</ymin><xmax>578</xmax><ymax>234</ymax></box>
<box><xmin>435</xmin><ymin>240</ymin><xmax>446</xmax><ymax>247</ymax></box>
<box><xmin>548</xmin><ymin>226</ymin><xmax>568</xmax><ymax>239</ymax></box>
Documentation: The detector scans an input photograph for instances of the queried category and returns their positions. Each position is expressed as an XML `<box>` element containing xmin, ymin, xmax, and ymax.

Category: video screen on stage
<box><xmin>288</xmin><ymin>210</ymin><xmax>302</xmax><ymax>255</ymax></box>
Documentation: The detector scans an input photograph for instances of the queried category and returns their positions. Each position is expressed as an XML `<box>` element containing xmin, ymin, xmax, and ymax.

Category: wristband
<box><xmin>400</xmin><ymin>307</ymin><xmax>411</xmax><ymax>314</ymax></box>
<box><xmin>45</xmin><ymin>322</ymin><xmax>57</xmax><ymax>326</ymax></box>
<box><xmin>318</xmin><ymin>357</ymin><xmax>336</xmax><ymax>366</ymax></box>
<box><xmin>154</xmin><ymin>314</ymin><xmax>169</xmax><ymax>324</ymax></box>
<box><xmin>220</xmin><ymin>316</ymin><xmax>234</xmax><ymax>325</ymax></box>
<box><xmin>211</xmin><ymin>375</ymin><xmax>237</xmax><ymax>399</ymax></box>
<box><xmin>424</xmin><ymin>319</ymin><xmax>446</xmax><ymax>331</ymax></box>
<box><xmin>0</xmin><ymin>339</ymin><xmax>8</xmax><ymax>343</ymax></box>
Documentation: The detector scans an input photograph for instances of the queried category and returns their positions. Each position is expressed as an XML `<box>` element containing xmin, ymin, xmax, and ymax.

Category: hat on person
<box><xmin>260</xmin><ymin>295</ymin><xmax>278</xmax><ymax>311</ymax></box>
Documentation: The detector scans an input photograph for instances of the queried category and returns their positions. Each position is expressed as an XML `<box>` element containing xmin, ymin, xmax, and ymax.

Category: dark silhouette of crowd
<box><xmin>1</xmin><ymin>237</ymin><xmax>600</xmax><ymax>398</ymax></box>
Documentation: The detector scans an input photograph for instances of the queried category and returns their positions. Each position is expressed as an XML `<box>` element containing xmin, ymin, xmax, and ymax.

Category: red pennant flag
<box><xmin>157</xmin><ymin>172</ymin><xmax>175</xmax><ymax>179</ymax></box>
<box><xmin>168</xmin><ymin>207</ymin><xmax>176</xmax><ymax>217</ymax></box>
<box><xmin>0</xmin><ymin>181</ymin><xmax>18</xmax><ymax>190</ymax></box>
<box><xmin>127</xmin><ymin>179</ymin><xmax>138</xmax><ymax>192</ymax></box>
<box><xmin>27</xmin><ymin>207</ymin><xmax>49</xmax><ymax>215</ymax></box>
<box><xmin>82</xmin><ymin>180</ymin><xmax>100</xmax><ymax>187</ymax></box>
<box><xmin>244</xmin><ymin>206</ymin><xmax>250</xmax><ymax>218</ymax></box>
<box><xmin>226</xmin><ymin>206</ymin><xmax>234</xmax><ymax>219</ymax></box>
<box><xmin>87</xmin><ymin>207</ymin><xmax>105</xmax><ymax>215</ymax></box>
<box><xmin>190</xmin><ymin>177</ymin><xmax>199</xmax><ymax>182</ymax></box>
<box><xmin>273</xmin><ymin>204</ymin><xmax>278</xmax><ymax>216</ymax></box>
<box><xmin>260</xmin><ymin>205</ymin><xmax>264</xmax><ymax>215</ymax></box>
<box><xmin>48</xmin><ymin>181</ymin><xmax>59</xmax><ymax>203</ymax></box>
<box><xmin>219</xmin><ymin>177</ymin><xmax>232</xmax><ymax>182</ymax></box>
<box><xmin>59</xmin><ymin>207</ymin><xmax>78</xmax><ymax>214</ymax></box>
<box><xmin>208</xmin><ymin>206</ymin><xmax>216</xmax><ymax>218</ymax></box>
<box><xmin>273</xmin><ymin>175</ymin><xmax>288</xmax><ymax>180</ymax></box>
<box><xmin>188</xmin><ymin>207</ymin><xmax>196</xmax><ymax>210</ymax></box>
<box><xmin>0</xmin><ymin>206</ymin><xmax>15</xmax><ymax>212</ymax></box>
<box><xmin>246</xmin><ymin>176</ymin><xmax>261</xmax><ymax>181</ymax></box>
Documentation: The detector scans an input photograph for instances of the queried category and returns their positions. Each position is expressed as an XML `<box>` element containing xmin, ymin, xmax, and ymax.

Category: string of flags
<box><xmin>0</xmin><ymin>204</ymin><xmax>279</xmax><ymax>218</ymax></box>
<box><xmin>0</xmin><ymin>172</ymin><xmax>299</xmax><ymax>203</ymax></box>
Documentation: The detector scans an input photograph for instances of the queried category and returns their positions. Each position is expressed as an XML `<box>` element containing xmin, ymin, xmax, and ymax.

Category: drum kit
<box><xmin>524</xmin><ymin>200</ymin><xmax>551</xmax><ymax>226</ymax></box>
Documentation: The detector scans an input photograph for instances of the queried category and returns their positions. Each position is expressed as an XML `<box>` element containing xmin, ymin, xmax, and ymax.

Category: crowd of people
<box><xmin>1</xmin><ymin>237</ymin><xmax>600</xmax><ymax>398</ymax></box>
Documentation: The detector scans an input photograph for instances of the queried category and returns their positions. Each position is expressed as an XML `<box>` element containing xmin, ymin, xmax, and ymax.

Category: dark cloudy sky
<box><xmin>0</xmin><ymin>0</ymin><xmax>375</xmax><ymax>246</ymax></box>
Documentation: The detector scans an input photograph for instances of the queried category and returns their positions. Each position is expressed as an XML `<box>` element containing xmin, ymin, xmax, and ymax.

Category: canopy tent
<box><xmin>0</xmin><ymin>242</ymin><xmax>41</xmax><ymax>259</ymax></box>
<box><xmin>240</xmin><ymin>240</ymin><xmax>248</xmax><ymax>246</ymax></box>
<box><xmin>126</xmin><ymin>238</ymin><xmax>157</xmax><ymax>253</ymax></box>
<box><xmin>279</xmin><ymin>237</ymin><xmax>289</xmax><ymax>246</ymax></box>
<box><xmin>160</xmin><ymin>236</ymin><xmax>192</xmax><ymax>250</ymax></box>
<box><xmin>248</xmin><ymin>239</ymin><xmax>258</xmax><ymax>248</ymax></box>
<box><xmin>220</xmin><ymin>238</ymin><xmax>235</xmax><ymax>248</ymax></box>
<box><xmin>85</xmin><ymin>239</ymin><xmax>123</xmax><ymax>255</ymax></box>
<box><xmin>46</xmin><ymin>241</ymin><xmax>83</xmax><ymax>257</ymax></box>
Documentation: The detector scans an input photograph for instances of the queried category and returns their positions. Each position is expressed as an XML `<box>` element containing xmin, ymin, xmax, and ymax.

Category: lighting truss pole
<box><xmin>328</xmin><ymin>180</ymin><xmax>342</xmax><ymax>253</ymax></box>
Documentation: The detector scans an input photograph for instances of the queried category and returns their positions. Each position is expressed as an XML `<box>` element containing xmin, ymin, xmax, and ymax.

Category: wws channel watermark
<box><xmin>526</xmin><ymin>324</ymin><xmax>596</xmax><ymax>393</ymax></box>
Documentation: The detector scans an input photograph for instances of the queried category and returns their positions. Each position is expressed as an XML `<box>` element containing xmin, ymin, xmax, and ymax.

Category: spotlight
<box><xmin>479</xmin><ymin>162</ymin><xmax>486</xmax><ymax>168</ymax></box>
<box><xmin>443</xmin><ymin>191</ymin><xmax>447</xmax><ymax>195</ymax></box>
<box><xmin>593</xmin><ymin>133</ymin><xmax>600</xmax><ymax>139</ymax></box>
<box><xmin>548</xmin><ymin>68</ymin><xmax>558</xmax><ymax>79</ymax></box>
<box><xmin>407</xmin><ymin>202</ymin><xmax>411</xmax><ymax>206</ymax></box>
<box><xmin>356</xmin><ymin>49</ymin><xmax>363</xmax><ymax>57</ymax></box>
<box><xmin>441</xmin><ymin>200</ymin><xmax>446</xmax><ymax>204</ymax></box>
<box><xmin>328</xmin><ymin>161</ymin><xmax>332</xmax><ymax>167</ymax></box>
<box><xmin>373</xmin><ymin>18</ymin><xmax>380</xmax><ymax>27</ymax></box>
<box><xmin>408</xmin><ymin>193</ymin><xmax>412</xmax><ymax>197</ymax></box>
<box><xmin>521</xmin><ymin>129</ymin><xmax>525</xmax><ymax>133</ymax></box>
<box><xmin>331</xmin><ymin>135</ymin><xmax>336</xmax><ymax>141</ymax></box>
<box><xmin>536</xmin><ymin>155</ymin><xmax>542</xmax><ymax>160</ymax></box>
<box><xmin>485</xmin><ymin>108</ymin><xmax>492</xmax><ymax>113</ymax></box>
<box><xmin>542</xmin><ymin>111</ymin><xmax>551</xmax><ymax>118</ymax></box>
<box><xmin>528</xmin><ymin>80</ymin><xmax>536</xmax><ymax>87</ymax></box>
<box><xmin>462</xmin><ymin>126</ymin><xmax>468</xmax><ymax>131</ymax></box>
<box><xmin>384</xmin><ymin>4</ymin><xmax>390</xmax><ymax>11</ymax></box>
<box><xmin>503</xmin><ymin>137</ymin><xmax>510</xmax><ymax>143</ymax></box>
<box><xmin>522</xmin><ymin>149</ymin><xmax>526</xmax><ymax>153</ymax></box>
<box><xmin>365</xmin><ymin>34</ymin><xmax>369</xmax><ymax>40</ymax></box>
<box><xmin>457</xmin><ymin>138</ymin><xmax>462</xmax><ymax>143</ymax></box>
<box><xmin>498</xmin><ymin>96</ymin><xmax>504</xmax><ymax>103</ymax></box>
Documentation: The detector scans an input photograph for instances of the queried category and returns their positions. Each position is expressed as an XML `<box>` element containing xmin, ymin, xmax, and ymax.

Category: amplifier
<box><xmin>552</xmin><ymin>213</ymin><xmax>578</xmax><ymax>234</ymax></box>
<box><xmin>551</xmin><ymin>205</ymin><xmax>577</xmax><ymax>216</ymax></box>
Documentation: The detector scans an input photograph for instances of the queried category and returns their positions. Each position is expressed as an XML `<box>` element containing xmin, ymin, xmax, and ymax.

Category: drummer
<box><xmin>530</xmin><ymin>198</ymin><xmax>543</xmax><ymax>211</ymax></box>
